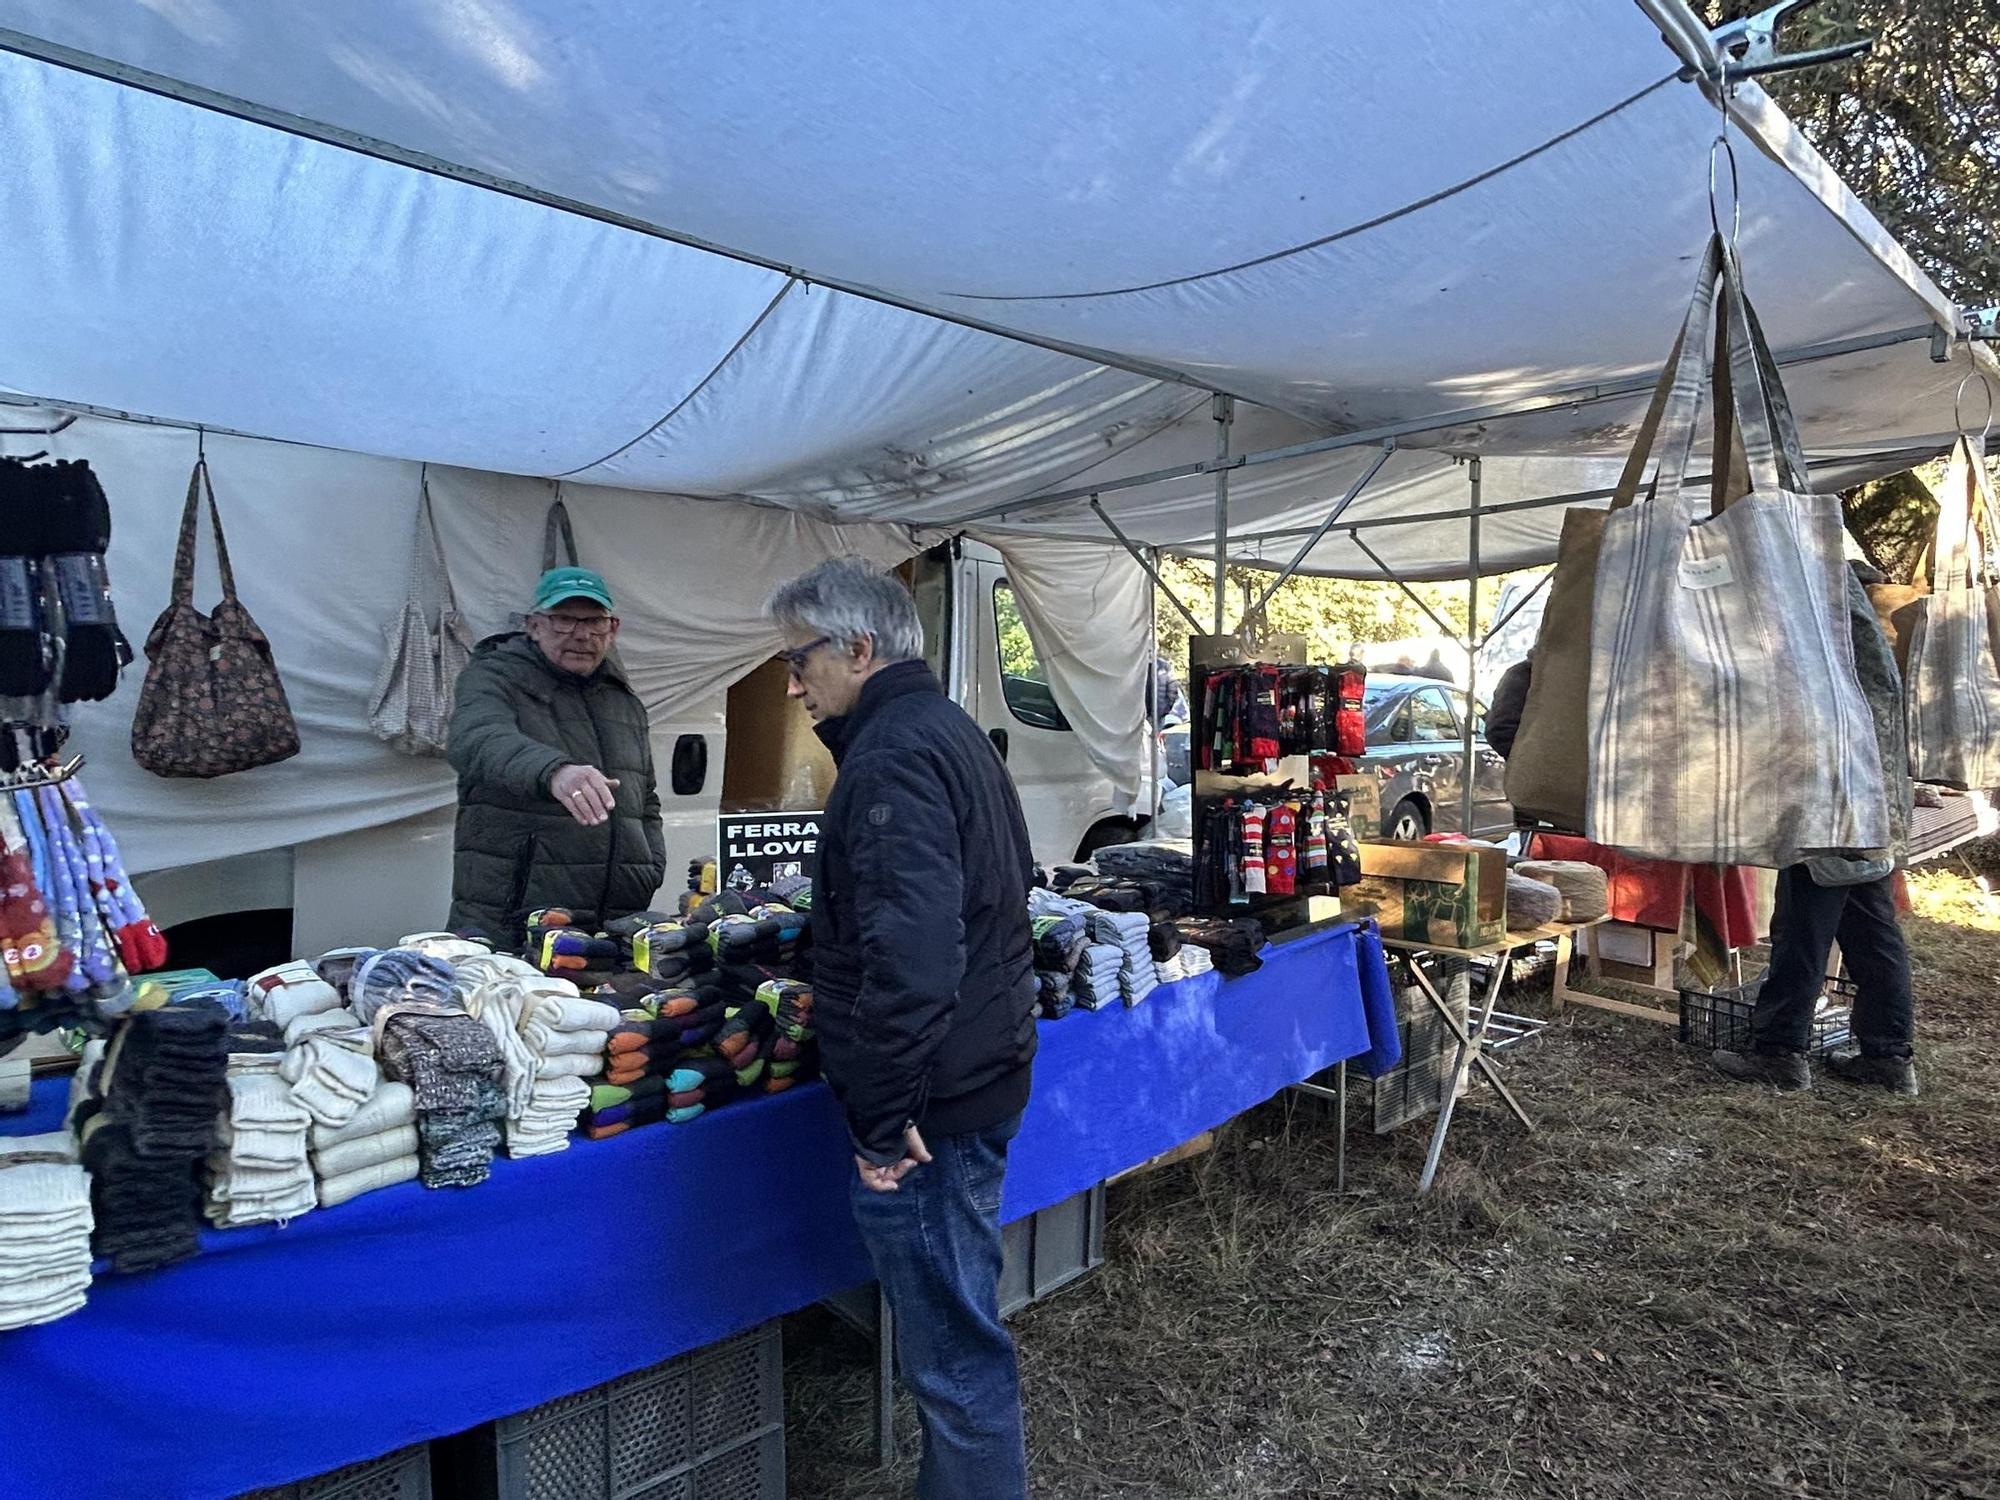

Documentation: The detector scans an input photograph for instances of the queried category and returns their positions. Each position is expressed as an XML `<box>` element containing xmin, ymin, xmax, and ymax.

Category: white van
<box><xmin>133</xmin><ymin>537</ymin><xmax>1147</xmax><ymax>965</ymax></box>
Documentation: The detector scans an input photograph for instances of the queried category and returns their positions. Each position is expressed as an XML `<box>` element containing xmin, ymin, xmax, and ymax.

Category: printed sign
<box><xmin>717</xmin><ymin>811</ymin><xmax>823</xmax><ymax>892</ymax></box>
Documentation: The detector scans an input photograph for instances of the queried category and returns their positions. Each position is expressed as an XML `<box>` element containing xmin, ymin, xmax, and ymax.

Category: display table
<box><xmin>0</xmin><ymin>919</ymin><xmax>1396</xmax><ymax>1500</ymax></box>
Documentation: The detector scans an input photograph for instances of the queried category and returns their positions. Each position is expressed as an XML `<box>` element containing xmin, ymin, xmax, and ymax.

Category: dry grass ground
<box><xmin>787</xmin><ymin>856</ymin><xmax>2000</xmax><ymax>1499</ymax></box>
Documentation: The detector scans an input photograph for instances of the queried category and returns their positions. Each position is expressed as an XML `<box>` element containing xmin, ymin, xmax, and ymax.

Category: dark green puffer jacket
<box><xmin>446</xmin><ymin>634</ymin><xmax>664</xmax><ymax>944</ymax></box>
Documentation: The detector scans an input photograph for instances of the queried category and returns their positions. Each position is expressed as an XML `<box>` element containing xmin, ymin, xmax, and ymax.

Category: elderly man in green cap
<box><xmin>445</xmin><ymin>566</ymin><xmax>664</xmax><ymax>945</ymax></box>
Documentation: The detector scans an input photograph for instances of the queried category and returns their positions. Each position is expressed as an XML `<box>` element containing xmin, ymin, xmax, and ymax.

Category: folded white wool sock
<box><xmin>502</xmin><ymin>1128</ymin><xmax>569</xmax><ymax>1159</ymax></box>
<box><xmin>283</xmin><ymin>1036</ymin><xmax>382</xmax><ymax>1130</ymax></box>
<box><xmin>317</xmin><ymin>1155</ymin><xmax>419</xmax><ymax>1208</ymax></box>
<box><xmin>0</xmin><ymin>1161</ymin><xmax>92</xmax><ymax>1222</ymax></box>
<box><xmin>0</xmin><ymin>1268</ymin><xmax>91</xmax><ymax>1330</ymax></box>
<box><xmin>398</xmin><ymin>933</ymin><xmax>492</xmax><ymax>963</ymax></box>
<box><xmin>313</xmin><ymin>1126</ymin><xmax>419</xmax><ymax>1180</ymax></box>
<box><xmin>284</xmin><ymin>1007</ymin><xmax>362</xmax><ymax>1046</ymax></box>
<box><xmin>250</xmin><ymin>965</ymin><xmax>344</xmax><ymax>1029</ymax></box>
<box><xmin>531</xmin><ymin>1052</ymin><xmax>604</xmax><ymax>1080</ymax></box>
<box><xmin>206</xmin><ymin>1167</ymin><xmax>317</xmax><ymax>1227</ymax></box>
<box><xmin>311</xmin><ymin>1082</ymin><xmax>414</xmax><ymax>1149</ymax></box>
<box><xmin>462</xmin><ymin>979</ymin><xmax>537</xmax><ymax>1120</ymax></box>
<box><xmin>523</xmin><ymin>993</ymin><xmax>618</xmax><ymax>1037</ymax></box>
<box><xmin>0</xmin><ymin>1131</ymin><xmax>79</xmax><ymax>1166</ymax></box>
<box><xmin>534</xmin><ymin>1027</ymin><xmax>609</xmax><ymax>1059</ymax></box>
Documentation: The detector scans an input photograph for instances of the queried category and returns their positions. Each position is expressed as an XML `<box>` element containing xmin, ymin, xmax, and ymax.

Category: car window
<box><xmin>993</xmin><ymin>579</ymin><xmax>1070</xmax><ymax>731</ymax></box>
<box><xmin>1408</xmin><ymin>688</ymin><xmax>1459</xmax><ymax>742</ymax></box>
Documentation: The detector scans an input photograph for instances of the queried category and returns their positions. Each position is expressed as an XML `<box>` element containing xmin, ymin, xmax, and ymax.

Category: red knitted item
<box><xmin>1265</xmin><ymin>805</ymin><xmax>1297</xmax><ymax>896</ymax></box>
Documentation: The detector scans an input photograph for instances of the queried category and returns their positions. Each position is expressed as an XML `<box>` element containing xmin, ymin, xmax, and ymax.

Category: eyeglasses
<box><xmin>538</xmin><ymin>613</ymin><xmax>617</xmax><ymax>638</ymax></box>
<box><xmin>779</xmin><ymin>636</ymin><xmax>833</xmax><ymax>678</ymax></box>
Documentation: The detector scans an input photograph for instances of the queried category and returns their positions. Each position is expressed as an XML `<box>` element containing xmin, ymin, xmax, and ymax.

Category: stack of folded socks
<box><xmin>281</xmin><ymin>1024</ymin><xmax>381</xmax><ymax>1132</ymax></box>
<box><xmin>379</xmin><ymin>1010</ymin><xmax>506</xmax><ymax>1189</ymax></box>
<box><xmin>525</xmin><ymin>909</ymin><xmax>624</xmax><ymax>987</ymax></box>
<box><xmin>584</xmin><ymin>1074</ymin><xmax>671</xmax><ymax>1138</ymax></box>
<box><xmin>0</xmin><ymin>1135</ymin><xmax>93</xmax><ymax>1331</ymax></box>
<box><xmin>398</xmin><ymin>930</ymin><xmax>495</xmax><ymax>964</ymax></box>
<box><xmin>707</xmin><ymin>905</ymin><xmax>807</xmax><ymax>970</ymax></box>
<box><xmin>511</xmin><ymin>987</ymin><xmax>616</xmax><ymax>1157</ymax></box>
<box><xmin>1090</xmin><ymin>840</ymin><xmax>1195</xmax><ymax>911</ymax></box>
<box><xmin>758</xmin><ymin>978</ymin><xmax>817</xmax><ymax>1095</ymax></box>
<box><xmin>75</xmin><ymin>1002</ymin><xmax>230</xmax><ymax>1272</ymax></box>
<box><xmin>658</xmin><ymin>1053</ymin><xmax>743</xmax><ymax>1125</ymax></box>
<box><xmin>1172</xmin><ymin>916</ymin><xmax>1267</xmax><ymax>978</ymax></box>
<box><xmin>246</xmin><ymin>961</ymin><xmax>346</xmax><ymax>1042</ymax></box>
<box><xmin>631</xmin><ymin>918</ymin><xmax>716</xmax><ymax>985</ymax></box>
<box><xmin>711</xmin><ymin>992</ymin><xmax>776</xmax><ymax>1092</ymax></box>
<box><xmin>1155</xmin><ymin>943</ymin><xmax>1214</xmax><ymax>985</ymax></box>
<box><xmin>1073</xmin><ymin>944</ymin><xmax>1126</xmax><ymax>1010</ymax></box>
<box><xmin>310</xmin><ymin>1081</ymin><xmax>419</xmax><ymax>1206</ymax></box>
<box><xmin>205</xmin><ymin>1069</ymin><xmax>315</xmax><ymax>1227</ymax></box>
<box><xmin>1030</xmin><ymin>911</ymin><xmax>1090</xmax><ymax>1020</ymax></box>
<box><xmin>1090</xmin><ymin>910</ymin><xmax>1158</xmax><ymax>1006</ymax></box>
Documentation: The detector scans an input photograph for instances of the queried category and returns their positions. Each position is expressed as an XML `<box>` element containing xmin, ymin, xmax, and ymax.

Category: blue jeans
<box><xmin>849</xmin><ymin>1113</ymin><xmax>1027</xmax><ymax>1500</ymax></box>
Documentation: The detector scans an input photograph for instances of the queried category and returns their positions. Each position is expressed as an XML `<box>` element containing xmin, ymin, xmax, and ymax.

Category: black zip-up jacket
<box><xmin>812</xmin><ymin>661</ymin><xmax>1037</xmax><ymax>1164</ymax></box>
<box><xmin>445</xmin><ymin>634</ymin><xmax>664</xmax><ymax>944</ymax></box>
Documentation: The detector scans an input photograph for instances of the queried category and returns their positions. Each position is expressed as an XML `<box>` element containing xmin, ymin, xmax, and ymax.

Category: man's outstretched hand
<box><xmin>856</xmin><ymin>1125</ymin><xmax>932</xmax><ymax>1193</ymax></box>
<box><xmin>550</xmin><ymin>764</ymin><xmax>620</xmax><ymax>826</ymax></box>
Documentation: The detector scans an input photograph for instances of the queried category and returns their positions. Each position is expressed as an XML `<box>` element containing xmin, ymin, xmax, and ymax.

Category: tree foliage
<box><xmin>1701</xmin><ymin>0</ymin><xmax>1999</xmax><ymax>305</ymax></box>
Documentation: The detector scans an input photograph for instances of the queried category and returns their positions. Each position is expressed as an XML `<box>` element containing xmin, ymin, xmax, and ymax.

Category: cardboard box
<box><xmin>721</xmin><ymin>658</ymin><xmax>835</xmax><ymax>813</ymax></box>
<box><xmin>1336</xmin><ymin>774</ymin><xmax>1381</xmax><ymax>840</ymax></box>
<box><xmin>1341</xmin><ymin>840</ymin><xmax>1507</xmax><ymax>949</ymax></box>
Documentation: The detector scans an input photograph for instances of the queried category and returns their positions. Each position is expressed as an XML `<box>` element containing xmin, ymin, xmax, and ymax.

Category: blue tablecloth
<box><xmin>0</xmin><ymin>920</ymin><xmax>1394</xmax><ymax>1500</ymax></box>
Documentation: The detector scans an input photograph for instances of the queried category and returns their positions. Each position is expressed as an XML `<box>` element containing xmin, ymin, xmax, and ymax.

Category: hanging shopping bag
<box><xmin>368</xmin><ymin>470</ymin><xmax>474</xmax><ymax>757</ymax></box>
<box><xmin>1903</xmin><ymin>436</ymin><xmax>2000</xmax><ymax>790</ymax></box>
<box><xmin>131</xmin><ymin>455</ymin><xmax>302</xmax><ymax>778</ymax></box>
<box><xmin>1585</xmin><ymin>235</ymin><xmax>1888</xmax><ymax>865</ymax></box>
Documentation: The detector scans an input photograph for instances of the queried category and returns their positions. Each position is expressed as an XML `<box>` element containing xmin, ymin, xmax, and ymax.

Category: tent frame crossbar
<box><xmin>1244</xmin><ymin>441</ymin><xmax>1396</xmax><ymax>623</ymax></box>
<box><xmin>964</xmin><ymin>322</ymin><xmax>1943</xmax><ymax>529</ymax></box>
<box><xmin>1089</xmin><ymin>499</ymin><xmax>1205</xmax><ymax>634</ymax></box>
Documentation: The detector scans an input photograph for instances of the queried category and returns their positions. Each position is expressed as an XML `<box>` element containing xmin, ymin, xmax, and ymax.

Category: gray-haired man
<box><xmin>767</xmin><ymin>557</ymin><xmax>1037</xmax><ymax>1500</ymax></box>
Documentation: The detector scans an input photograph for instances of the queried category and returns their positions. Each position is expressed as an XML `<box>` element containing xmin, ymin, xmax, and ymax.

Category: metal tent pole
<box><xmin>1461</xmin><ymin>458</ymin><xmax>1482</xmax><ymax>836</ymax></box>
<box><xmin>1089</xmin><ymin>499</ymin><xmax>1205</xmax><ymax>632</ymax></box>
<box><xmin>1212</xmin><ymin>395</ymin><xmax>1234</xmax><ymax>635</ymax></box>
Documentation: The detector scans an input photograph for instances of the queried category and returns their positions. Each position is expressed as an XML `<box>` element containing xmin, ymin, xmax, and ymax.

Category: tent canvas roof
<box><xmin>0</xmin><ymin>0</ymin><xmax>1989</xmax><ymax>578</ymax></box>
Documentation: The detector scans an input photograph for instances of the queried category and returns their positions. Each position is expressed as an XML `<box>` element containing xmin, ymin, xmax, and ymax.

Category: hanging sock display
<box><xmin>0</xmin><ymin>461</ymin><xmax>54</xmax><ymax>698</ymax></box>
<box><xmin>1264</xmin><ymin>802</ymin><xmax>1297</xmax><ymax>896</ymax></box>
<box><xmin>45</xmin><ymin>460</ymin><xmax>130</xmax><ymax>704</ymax></box>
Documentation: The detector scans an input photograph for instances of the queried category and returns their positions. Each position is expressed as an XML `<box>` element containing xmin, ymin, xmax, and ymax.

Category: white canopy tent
<box><xmin>0</xmin><ymin>1</ymin><xmax>1993</xmax><ymax>874</ymax></box>
<box><xmin>0</xmin><ymin>0</ymin><xmax>1989</xmax><ymax>586</ymax></box>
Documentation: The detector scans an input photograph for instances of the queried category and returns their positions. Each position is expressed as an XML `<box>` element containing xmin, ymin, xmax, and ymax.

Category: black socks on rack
<box><xmin>46</xmin><ymin>460</ymin><xmax>129</xmax><ymax>703</ymax></box>
<box><xmin>0</xmin><ymin>460</ymin><xmax>52</xmax><ymax>696</ymax></box>
<box><xmin>0</xmin><ymin>458</ymin><xmax>129</xmax><ymax>703</ymax></box>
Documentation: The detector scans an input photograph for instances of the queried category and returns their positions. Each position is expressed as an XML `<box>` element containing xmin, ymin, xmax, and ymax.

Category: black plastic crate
<box><xmin>998</xmin><ymin>1182</ymin><xmax>1106</xmax><ymax>1317</ymax></box>
<box><xmin>1678</xmin><ymin>975</ymin><xmax>1854</xmax><ymax>1058</ymax></box>
<box><xmin>236</xmin><ymin>1444</ymin><xmax>430</xmax><ymax>1500</ymax></box>
<box><xmin>432</xmin><ymin>1322</ymin><xmax>783</xmax><ymax>1500</ymax></box>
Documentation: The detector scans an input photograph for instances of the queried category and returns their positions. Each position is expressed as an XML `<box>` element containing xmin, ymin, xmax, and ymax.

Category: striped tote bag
<box><xmin>1904</xmin><ymin>436</ymin><xmax>2000</xmax><ymax>791</ymax></box>
<box><xmin>1585</xmin><ymin>237</ymin><xmax>1888</xmax><ymax>866</ymax></box>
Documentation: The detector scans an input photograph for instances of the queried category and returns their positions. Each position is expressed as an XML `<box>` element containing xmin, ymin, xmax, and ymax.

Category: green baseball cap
<box><xmin>532</xmin><ymin>566</ymin><xmax>614</xmax><ymax>613</ymax></box>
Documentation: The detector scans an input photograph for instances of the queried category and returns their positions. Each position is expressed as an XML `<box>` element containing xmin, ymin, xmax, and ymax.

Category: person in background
<box><xmin>445</xmin><ymin>566</ymin><xmax>664</xmax><ymax>945</ymax></box>
<box><xmin>767</xmin><ymin>557</ymin><xmax>1037</xmax><ymax>1500</ymax></box>
<box><xmin>1420</xmin><ymin>647</ymin><xmax>1456</xmax><ymax>683</ymax></box>
<box><xmin>1394</xmin><ymin>654</ymin><xmax>1416</xmax><ymax>674</ymax></box>
<box><xmin>1148</xmin><ymin>655</ymin><xmax>1189</xmax><ymax>727</ymax></box>
<box><xmin>1712</xmin><ymin>563</ymin><xmax>1918</xmax><ymax>1095</ymax></box>
<box><xmin>1484</xmin><ymin>654</ymin><xmax>1533</xmax><ymax>761</ymax></box>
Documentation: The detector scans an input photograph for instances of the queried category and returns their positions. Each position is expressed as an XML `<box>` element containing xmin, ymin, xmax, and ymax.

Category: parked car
<box><xmin>1357</xmin><ymin>673</ymin><xmax>1512</xmax><ymax>839</ymax></box>
<box><xmin>1152</xmin><ymin>672</ymin><xmax>1512</xmax><ymax>842</ymax></box>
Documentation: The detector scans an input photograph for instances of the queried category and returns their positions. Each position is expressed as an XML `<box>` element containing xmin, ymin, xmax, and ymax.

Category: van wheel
<box><xmin>1386</xmin><ymin>799</ymin><xmax>1429</xmax><ymax>841</ymax></box>
<box><xmin>1075</xmin><ymin>818</ymin><xmax>1143</xmax><ymax>862</ymax></box>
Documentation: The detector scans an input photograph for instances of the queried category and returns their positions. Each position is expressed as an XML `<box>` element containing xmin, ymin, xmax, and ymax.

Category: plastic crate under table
<box><xmin>1678</xmin><ymin>975</ymin><xmax>1854</xmax><ymax>1058</ymax></box>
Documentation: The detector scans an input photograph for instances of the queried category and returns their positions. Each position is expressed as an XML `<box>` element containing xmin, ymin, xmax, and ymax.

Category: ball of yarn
<box><xmin>1514</xmin><ymin>859</ymin><xmax>1609</xmax><ymax>923</ymax></box>
<box><xmin>1505</xmin><ymin>873</ymin><xmax>1563</xmax><ymax>931</ymax></box>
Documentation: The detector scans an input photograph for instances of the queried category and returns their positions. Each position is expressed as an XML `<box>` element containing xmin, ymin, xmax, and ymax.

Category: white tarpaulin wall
<box><xmin>8</xmin><ymin>416</ymin><xmax>1152</xmax><ymax>873</ymax></box>
<box><xmin>0</xmin><ymin>0</ymin><xmax>1989</xmax><ymax>583</ymax></box>
<box><xmin>10</xmin><ymin>417</ymin><xmax>925</xmax><ymax>873</ymax></box>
